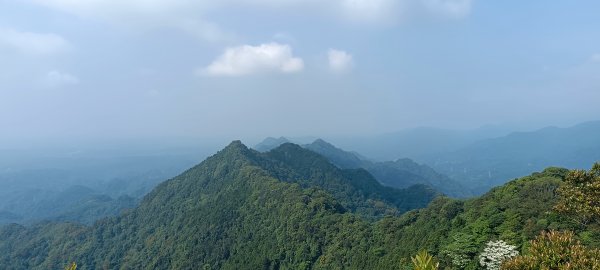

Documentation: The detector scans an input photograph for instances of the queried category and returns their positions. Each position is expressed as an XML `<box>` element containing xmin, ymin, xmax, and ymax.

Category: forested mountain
<box><xmin>1</xmin><ymin>141</ymin><xmax>597</xmax><ymax>269</ymax></box>
<box><xmin>262</xmin><ymin>143</ymin><xmax>439</xmax><ymax>217</ymax></box>
<box><xmin>0</xmin><ymin>141</ymin><xmax>436</xmax><ymax>269</ymax></box>
<box><xmin>303</xmin><ymin>139</ymin><xmax>470</xmax><ymax>198</ymax></box>
<box><xmin>427</xmin><ymin>121</ymin><xmax>600</xmax><ymax>194</ymax></box>
<box><xmin>255</xmin><ymin>137</ymin><xmax>467</xmax><ymax>197</ymax></box>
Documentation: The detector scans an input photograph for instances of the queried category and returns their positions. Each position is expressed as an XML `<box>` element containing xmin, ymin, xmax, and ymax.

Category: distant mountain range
<box><xmin>426</xmin><ymin>120</ymin><xmax>600</xmax><ymax>194</ymax></box>
<box><xmin>255</xmin><ymin>137</ymin><xmax>471</xmax><ymax>198</ymax></box>
<box><xmin>329</xmin><ymin>125</ymin><xmax>514</xmax><ymax>161</ymax></box>
<box><xmin>2</xmin><ymin>141</ymin><xmax>596</xmax><ymax>269</ymax></box>
<box><xmin>0</xmin><ymin>183</ymin><xmax>136</xmax><ymax>225</ymax></box>
<box><xmin>261</xmin><ymin>121</ymin><xmax>600</xmax><ymax>195</ymax></box>
<box><xmin>0</xmin><ymin>148</ymin><xmax>204</xmax><ymax>225</ymax></box>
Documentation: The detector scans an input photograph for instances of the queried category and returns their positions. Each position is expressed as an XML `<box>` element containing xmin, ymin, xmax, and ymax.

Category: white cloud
<box><xmin>0</xmin><ymin>27</ymin><xmax>69</xmax><ymax>55</ymax></box>
<box><xmin>201</xmin><ymin>43</ymin><xmax>304</xmax><ymax>76</ymax></box>
<box><xmin>328</xmin><ymin>49</ymin><xmax>354</xmax><ymax>73</ymax></box>
<box><xmin>45</xmin><ymin>70</ymin><xmax>79</xmax><ymax>87</ymax></box>
<box><xmin>591</xmin><ymin>53</ymin><xmax>600</xmax><ymax>62</ymax></box>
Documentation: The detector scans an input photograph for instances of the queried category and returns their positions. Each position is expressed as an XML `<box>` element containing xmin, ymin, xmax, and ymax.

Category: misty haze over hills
<box><xmin>255</xmin><ymin>120</ymin><xmax>600</xmax><ymax>195</ymax></box>
<box><xmin>0</xmin><ymin>143</ymin><xmax>218</xmax><ymax>224</ymax></box>
<box><xmin>2</xmin><ymin>0</ymin><xmax>600</xmax><ymax>267</ymax></box>
<box><xmin>1</xmin><ymin>120</ymin><xmax>599</xmax><ymax>226</ymax></box>
<box><xmin>1</xmin><ymin>139</ymin><xmax>599</xmax><ymax>269</ymax></box>
<box><xmin>255</xmin><ymin>138</ymin><xmax>471</xmax><ymax>198</ymax></box>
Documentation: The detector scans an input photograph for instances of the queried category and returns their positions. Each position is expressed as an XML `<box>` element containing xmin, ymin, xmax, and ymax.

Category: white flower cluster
<box><xmin>479</xmin><ymin>240</ymin><xmax>519</xmax><ymax>270</ymax></box>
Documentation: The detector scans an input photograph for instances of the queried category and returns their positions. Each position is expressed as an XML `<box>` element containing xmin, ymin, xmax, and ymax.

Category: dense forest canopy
<box><xmin>0</xmin><ymin>141</ymin><xmax>598</xmax><ymax>269</ymax></box>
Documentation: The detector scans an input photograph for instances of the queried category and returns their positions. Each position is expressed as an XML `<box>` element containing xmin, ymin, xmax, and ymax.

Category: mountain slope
<box><xmin>2</xmin><ymin>141</ymin><xmax>595</xmax><ymax>269</ymax></box>
<box><xmin>429</xmin><ymin>121</ymin><xmax>600</xmax><ymax>194</ymax></box>
<box><xmin>0</xmin><ymin>141</ymin><xmax>436</xmax><ymax>269</ymax></box>
<box><xmin>262</xmin><ymin>143</ymin><xmax>438</xmax><ymax>216</ymax></box>
<box><xmin>372</xmin><ymin>166</ymin><xmax>600</xmax><ymax>269</ymax></box>
<box><xmin>303</xmin><ymin>139</ymin><xmax>470</xmax><ymax>198</ymax></box>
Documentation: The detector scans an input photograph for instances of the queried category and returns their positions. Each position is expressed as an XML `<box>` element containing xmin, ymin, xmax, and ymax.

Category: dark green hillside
<box><xmin>261</xmin><ymin>143</ymin><xmax>438</xmax><ymax>217</ymax></box>
<box><xmin>303</xmin><ymin>139</ymin><xmax>470</xmax><ymax>198</ymax></box>
<box><xmin>372</xmin><ymin>167</ymin><xmax>599</xmax><ymax>269</ymax></box>
<box><xmin>0</xmin><ymin>141</ymin><xmax>436</xmax><ymax>269</ymax></box>
<box><xmin>0</xmin><ymin>141</ymin><xmax>597</xmax><ymax>269</ymax></box>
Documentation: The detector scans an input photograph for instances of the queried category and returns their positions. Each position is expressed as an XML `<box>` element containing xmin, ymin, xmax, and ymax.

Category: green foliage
<box><xmin>368</xmin><ymin>166</ymin><xmax>596</xmax><ymax>269</ymax></box>
<box><xmin>440</xmin><ymin>232</ymin><xmax>478</xmax><ymax>268</ymax></box>
<box><xmin>261</xmin><ymin>143</ymin><xmax>438</xmax><ymax>219</ymax></box>
<box><xmin>411</xmin><ymin>250</ymin><xmax>439</xmax><ymax>270</ymax></box>
<box><xmin>555</xmin><ymin>163</ymin><xmax>600</xmax><ymax>225</ymax></box>
<box><xmin>0</xmin><ymin>142</ymin><xmax>435</xmax><ymax>269</ymax></box>
<box><xmin>0</xmin><ymin>141</ymin><xmax>597</xmax><ymax>270</ymax></box>
<box><xmin>502</xmin><ymin>230</ymin><xmax>600</xmax><ymax>270</ymax></box>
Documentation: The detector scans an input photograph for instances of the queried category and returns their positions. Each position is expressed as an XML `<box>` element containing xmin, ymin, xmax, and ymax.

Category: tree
<box><xmin>555</xmin><ymin>163</ymin><xmax>600</xmax><ymax>225</ymax></box>
<box><xmin>502</xmin><ymin>230</ymin><xmax>600</xmax><ymax>270</ymax></box>
<box><xmin>479</xmin><ymin>240</ymin><xmax>518</xmax><ymax>270</ymax></box>
<box><xmin>411</xmin><ymin>250</ymin><xmax>439</xmax><ymax>270</ymax></box>
<box><xmin>441</xmin><ymin>233</ymin><xmax>478</xmax><ymax>269</ymax></box>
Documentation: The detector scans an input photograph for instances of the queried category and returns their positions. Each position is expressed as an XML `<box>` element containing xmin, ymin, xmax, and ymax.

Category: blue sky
<box><xmin>1</xmin><ymin>0</ymin><xmax>599</xmax><ymax>144</ymax></box>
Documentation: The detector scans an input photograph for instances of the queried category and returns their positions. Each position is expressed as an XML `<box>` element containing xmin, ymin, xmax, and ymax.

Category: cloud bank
<box><xmin>201</xmin><ymin>43</ymin><xmax>304</xmax><ymax>76</ymax></box>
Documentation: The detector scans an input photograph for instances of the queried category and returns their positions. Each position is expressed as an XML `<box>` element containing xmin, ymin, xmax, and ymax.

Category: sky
<box><xmin>1</xmin><ymin>0</ymin><xmax>600</xmax><ymax>146</ymax></box>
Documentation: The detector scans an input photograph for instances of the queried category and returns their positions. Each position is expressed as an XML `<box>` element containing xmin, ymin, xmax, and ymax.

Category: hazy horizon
<box><xmin>1</xmin><ymin>119</ymin><xmax>599</xmax><ymax>151</ymax></box>
<box><xmin>2</xmin><ymin>1</ymin><xmax>600</xmax><ymax>147</ymax></box>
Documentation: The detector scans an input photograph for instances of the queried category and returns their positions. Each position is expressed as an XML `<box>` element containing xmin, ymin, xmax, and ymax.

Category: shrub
<box><xmin>502</xmin><ymin>230</ymin><xmax>600</xmax><ymax>270</ymax></box>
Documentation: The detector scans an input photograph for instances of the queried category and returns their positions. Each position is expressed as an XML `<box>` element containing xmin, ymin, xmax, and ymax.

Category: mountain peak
<box><xmin>222</xmin><ymin>140</ymin><xmax>249</xmax><ymax>152</ymax></box>
<box><xmin>270</xmin><ymin>142</ymin><xmax>316</xmax><ymax>158</ymax></box>
<box><xmin>227</xmin><ymin>140</ymin><xmax>246</xmax><ymax>148</ymax></box>
<box><xmin>212</xmin><ymin>140</ymin><xmax>255</xmax><ymax>160</ymax></box>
